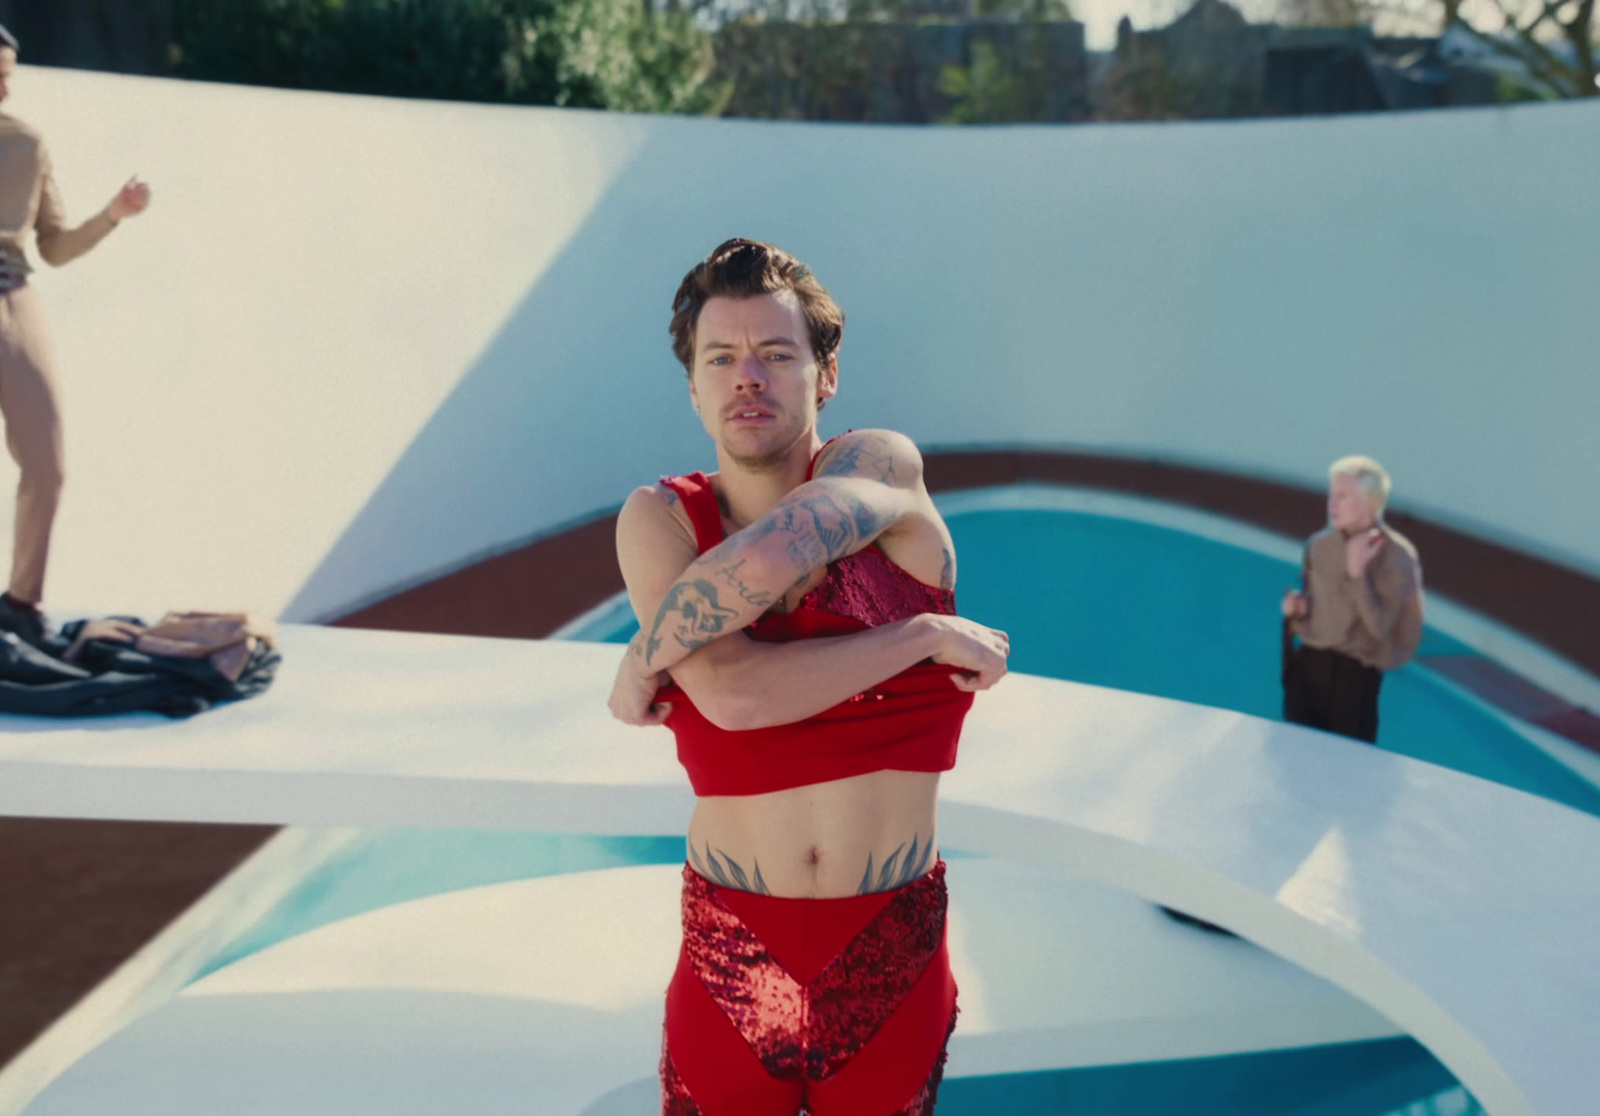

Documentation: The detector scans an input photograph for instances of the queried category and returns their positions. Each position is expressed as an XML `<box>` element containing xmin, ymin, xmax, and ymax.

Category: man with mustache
<box><xmin>608</xmin><ymin>238</ymin><xmax>1009</xmax><ymax>1114</ymax></box>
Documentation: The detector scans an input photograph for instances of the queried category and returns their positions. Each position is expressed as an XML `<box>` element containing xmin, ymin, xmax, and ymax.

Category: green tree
<box><xmin>936</xmin><ymin>3</ymin><xmax>1080</xmax><ymax>124</ymax></box>
<box><xmin>938</xmin><ymin>42</ymin><xmax>1032</xmax><ymax>121</ymax></box>
<box><xmin>1445</xmin><ymin>0</ymin><xmax>1596</xmax><ymax>97</ymax></box>
<box><xmin>170</xmin><ymin>0</ymin><xmax>725</xmax><ymax>112</ymax></box>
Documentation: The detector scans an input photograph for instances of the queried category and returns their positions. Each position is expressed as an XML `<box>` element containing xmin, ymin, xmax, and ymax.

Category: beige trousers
<box><xmin>0</xmin><ymin>284</ymin><xmax>64</xmax><ymax>604</ymax></box>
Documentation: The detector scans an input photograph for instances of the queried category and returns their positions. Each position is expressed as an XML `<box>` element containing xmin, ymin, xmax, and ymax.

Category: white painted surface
<box><xmin>0</xmin><ymin>626</ymin><xmax>692</xmax><ymax>831</ymax></box>
<box><xmin>2</xmin><ymin>67</ymin><xmax>1594</xmax><ymax>625</ymax></box>
<box><xmin>2</xmin><ymin>629</ymin><xmax>1597</xmax><ymax>1115</ymax></box>
<box><xmin>21</xmin><ymin>861</ymin><xmax>1401</xmax><ymax>1115</ymax></box>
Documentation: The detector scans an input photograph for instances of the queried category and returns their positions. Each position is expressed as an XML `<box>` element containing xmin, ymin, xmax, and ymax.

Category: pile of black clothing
<box><xmin>0</xmin><ymin>607</ymin><xmax>281</xmax><ymax>719</ymax></box>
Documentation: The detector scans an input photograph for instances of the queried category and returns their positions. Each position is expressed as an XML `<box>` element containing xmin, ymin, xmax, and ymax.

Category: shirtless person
<box><xmin>0</xmin><ymin>25</ymin><xmax>152</xmax><ymax>643</ymax></box>
<box><xmin>608</xmin><ymin>238</ymin><xmax>1009</xmax><ymax>1114</ymax></box>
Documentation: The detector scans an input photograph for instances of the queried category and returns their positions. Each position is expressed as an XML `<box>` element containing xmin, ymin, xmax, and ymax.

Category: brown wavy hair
<box><xmin>669</xmin><ymin>238</ymin><xmax>844</xmax><ymax>375</ymax></box>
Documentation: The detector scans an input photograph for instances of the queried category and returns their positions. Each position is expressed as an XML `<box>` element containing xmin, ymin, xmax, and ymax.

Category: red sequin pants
<box><xmin>661</xmin><ymin>860</ymin><xmax>958</xmax><ymax>1115</ymax></box>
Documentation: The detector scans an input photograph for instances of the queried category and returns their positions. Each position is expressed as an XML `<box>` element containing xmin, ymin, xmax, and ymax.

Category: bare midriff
<box><xmin>687</xmin><ymin>768</ymin><xmax>941</xmax><ymax>898</ymax></box>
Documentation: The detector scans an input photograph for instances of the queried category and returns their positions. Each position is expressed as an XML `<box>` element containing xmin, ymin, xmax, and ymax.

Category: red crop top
<box><xmin>652</xmin><ymin>453</ymin><xmax>975</xmax><ymax>797</ymax></box>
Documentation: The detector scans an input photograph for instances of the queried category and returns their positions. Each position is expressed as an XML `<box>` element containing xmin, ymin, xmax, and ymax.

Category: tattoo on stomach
<box><xmin>687</xmin><ymin>833</ymin><xmax>936</xmax><ymax>896</ymax></box>
<box><xmin>858</xmin><ymin>832</ymin><xmax>935</xmax><ymax>895</ymax></box>
<box><xmin>689</xmin><ymin>840</ymin><xmax>772</xmax><ymax>895</ymax></box>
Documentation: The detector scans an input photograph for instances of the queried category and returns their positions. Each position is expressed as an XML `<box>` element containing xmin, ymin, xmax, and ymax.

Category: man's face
<box><xmin>0</xmin><ymin>49</ymin><xmax>16</xmax><ymax>104</ymax></box>
<box><xmin>688</xmin><ymin>292</ymin><xmax>837</xmax><ymax>471</ymax></box>
<box><xmin>1328</xmin><ymin>473</ymin><xmax>1376</xmax><ymax>532</ymax></box>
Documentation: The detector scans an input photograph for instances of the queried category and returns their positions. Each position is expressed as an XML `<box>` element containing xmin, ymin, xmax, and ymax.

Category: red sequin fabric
<box><xmin>659</xmin><ymin>1047</ymin><xmax>704</xmax><ymax>1115</ymax></box>
<box><xmin>748</xmin><ymin>545</ymin><xmax>955</xmax><ymax>641</ymax></box>
<box><xmin>680</xmin><ymin>863</ymin><xmax>947</xmax><ymax>1082</ymax></box>
<box><xmin>798</xmin><ymin>545</ymin><xmax>956</xmax><ymax>627</ymax></box>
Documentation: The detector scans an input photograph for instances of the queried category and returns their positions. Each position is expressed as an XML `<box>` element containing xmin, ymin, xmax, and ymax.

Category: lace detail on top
<box><xmin>787</xmin><ymin>545</ymin><xmax>954</xmax><ymax>629</ymax></box>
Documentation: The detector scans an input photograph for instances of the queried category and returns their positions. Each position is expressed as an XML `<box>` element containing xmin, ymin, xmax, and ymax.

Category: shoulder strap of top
<box><xmin>659</xmin><ymin>471</ymin><xmax>724</xmax><ymax>555</ymax></box>
<box><xmin>805</xmin><ymin>432</ymin><xmax>850</xmax><ymax>482</ymax></box>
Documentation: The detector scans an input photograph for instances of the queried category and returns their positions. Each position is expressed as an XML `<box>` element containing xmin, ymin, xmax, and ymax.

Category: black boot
<box><xmin>0</xmin><ymin>593</ymin><xmax>46</xmax><ymax>648</ymax></box>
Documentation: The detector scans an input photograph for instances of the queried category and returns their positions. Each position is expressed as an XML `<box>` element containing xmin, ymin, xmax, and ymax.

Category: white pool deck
<box><xmin>1</xmin><ymin>627</ymin><xmax>1597</xmax><ymax>1114</ymax></box>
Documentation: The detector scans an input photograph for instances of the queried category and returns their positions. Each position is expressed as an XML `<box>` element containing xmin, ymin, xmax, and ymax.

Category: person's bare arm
<box><xmin>635</xmin><ymin>430</ymin><xmax>938</xmax><ymax>677</ymax></box>
<box><xmin>35</xmin><ymin>152</ymin><xmax>150</xmax><ymax>268</ymax></box>
<box><xmin>611</xmin><ymin>478</ymin><xmax>1007</xmax><ymax>730</ymax></box>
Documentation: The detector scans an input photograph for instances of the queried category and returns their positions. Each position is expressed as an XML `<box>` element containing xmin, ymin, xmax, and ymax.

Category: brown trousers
<box><xmin>0</xmin><ymin>284</ymin><xmax>64</xmax><ymax>604</ymax></box>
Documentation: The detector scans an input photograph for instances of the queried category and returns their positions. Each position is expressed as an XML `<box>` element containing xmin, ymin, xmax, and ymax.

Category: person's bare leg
<box><xmin>0</xmin><ymin>285</ymin><xmax>65</xmax><ymax>606</ymax></box>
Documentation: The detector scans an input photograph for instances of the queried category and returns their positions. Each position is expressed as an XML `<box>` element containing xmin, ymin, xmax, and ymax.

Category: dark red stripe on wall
<box><xmin>333</xmin><ymin>515</ymin><xmax>622</xmax><ymax>640</ymax></box>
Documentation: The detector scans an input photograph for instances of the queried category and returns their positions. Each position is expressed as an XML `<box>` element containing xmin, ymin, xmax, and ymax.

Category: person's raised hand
<box><xmin>107</xmin><ymin>176</ymin><xmax>152</xmax><ymax>222</ymax></box>
<box><xmin>607</xmin><ymin>632</ymin><xmax>673</xmax><ymax>726</ymax></box>
<box><xmin>925</xmin><ymin>614</ymin><xmax>1010</xmax><ymax>692</ymax></box>
<box><xmin>1281</xmin><ymin>589</ymin><xmax>1308</xmax><ymax>619</ymax></box>
<box><xmin>1345</xmin><ymin>528</ymin><xmax>1386</xmax><ymax>579</ymax></box>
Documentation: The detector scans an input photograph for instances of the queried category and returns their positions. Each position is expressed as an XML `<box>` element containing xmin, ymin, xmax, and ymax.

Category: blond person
<box><xmin>0</xmin><ymin>25</ymin><xmax>151</xmax><ymax>643</ymax></box>
<box><xmin>1281</xmin><ymin>456</ymin><xmax>1423</xmax><ymax>743</ymax></box>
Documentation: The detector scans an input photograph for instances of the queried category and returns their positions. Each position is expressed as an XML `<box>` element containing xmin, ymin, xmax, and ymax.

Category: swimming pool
<box><xmin>188</xmin><ymin>492</ymin><xmax>1590</xmax><ymax>1112</ymax></box>
<box><xmin>574</xmin><ymin>493</ymin><xmax>1600</xmax><ymax>818</ymax></box>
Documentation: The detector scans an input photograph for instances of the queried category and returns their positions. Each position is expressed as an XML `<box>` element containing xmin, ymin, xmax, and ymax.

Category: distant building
<box><xmin>1103</xmin><ymin>0</ymin><xmax>1268</xmax><ymax>118</ymax></box>
<box><xmin>1101</xmin><ymin>0</ymin><xmax>1511</xmax><ymax>119</ymax></box>
<box><xmin>1264</xmin><ymin>31</ymin><xmax>1499</xmax><ymax>113</ymax></box>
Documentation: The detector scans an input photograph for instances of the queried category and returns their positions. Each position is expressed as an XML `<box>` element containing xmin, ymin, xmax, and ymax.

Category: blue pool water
<box><xmin>210</xmin><ymin>501</ymin><xmax>1569</xmax><ymax>1112</ymax></box>
<box><xmin>940</xmin><ymin>1037</ymin><xmax>1469</xmax><ymax>1116</ymax></box>
<box><xmin>590</xmin><ymin>507</ymin><xmax>1600</xmax><ymax>817</ymax></box>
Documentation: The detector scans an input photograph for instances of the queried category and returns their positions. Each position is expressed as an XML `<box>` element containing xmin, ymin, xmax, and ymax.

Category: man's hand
<box><xmin>1281</xmin><ymin>589</ymin><xmax>1309</xmax><ymax>619</ymax></box>
<box><xmin>923</xmin><ymin>614</ymin><xmax>1010</xmax><ymax>692</ymax></box>
<box><xmin>106</xmin><ymin>176</ymin><xmax>152</xmax><ymax>222</ymax></box>
<box><xmin>608</xmin><ymin>632</ymin><xmax>673</xmax><ymax>726</ymax></box>
<box><xmin>1345</xmin><ymin>528</ymin><xmax>1385</xmax><ymax>579</ymax></box>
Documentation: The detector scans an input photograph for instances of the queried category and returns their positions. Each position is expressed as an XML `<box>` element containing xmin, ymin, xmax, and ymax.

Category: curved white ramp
<box><xmin>1</xmin><ymin>629</ymin><xmax>1597</xmax><ymax>1114</ymax></box>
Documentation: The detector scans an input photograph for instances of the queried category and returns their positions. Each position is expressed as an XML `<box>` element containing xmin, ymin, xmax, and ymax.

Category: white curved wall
<box><xmin>4</xmin><ymin>632</ymin><xmax>1599</xmax><ymax>1115</ymax></box>
<box><xmin>7</xmin><ymin>66</ymin><xmax>1596</xmax><ymax>621</ymax></box>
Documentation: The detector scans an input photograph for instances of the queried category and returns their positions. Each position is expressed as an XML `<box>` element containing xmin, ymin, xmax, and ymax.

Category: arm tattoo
<box><xmin>690</xmin><ymin>840</ymin><xmax>772</xmax><ymax>895</ymax></box>
<box><xmin>857</xmin><ymin>833</ymin><xmax>935</xmax><ymax>895</ymax></box>
<box><xmin>939</xmin><ymin>547</ymin><xmax>954</xmax><ymax>591</ymax></box>
<box><xmin>816</xmin><ymin>433</ymin><xmax>901</xmax><ymax>484</ymax></box>
<box><xmin>642</xmin><ymin>483</ymin><xmax>890</xmax><ymax>671</ymax></box>
<box><xmin>715</xmin><ymin>558</ymin><xmax>775</xmax><ymax>609</ymax></box>
<box><xmin>645</xmin><ymin>579</ymin><xmax>738</xmax><ymax>664</ymax></box>
<box><xmin>746</xmin><ymin>489</ymin><xmax>885</xmax><ymax>568</ymax></box>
